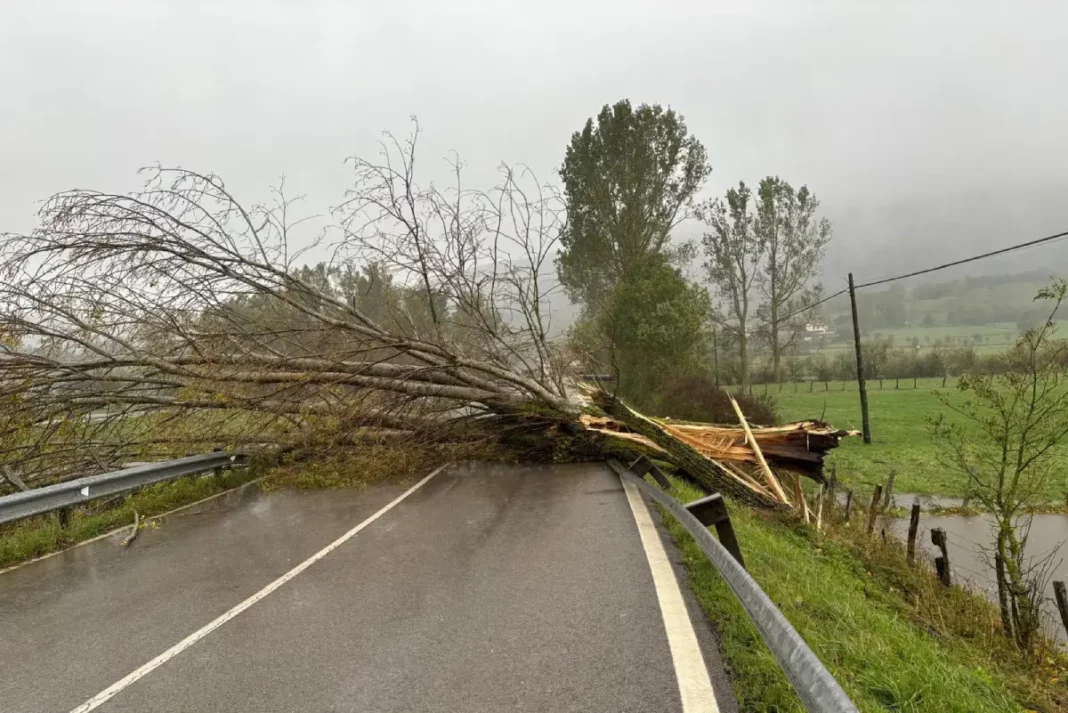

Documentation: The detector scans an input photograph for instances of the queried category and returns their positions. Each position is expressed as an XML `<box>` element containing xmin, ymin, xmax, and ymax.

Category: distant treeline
<box><xmin>732</xmin><ymin>337</ymin><xmax>1067</xmax><ymax>387</ymax></box>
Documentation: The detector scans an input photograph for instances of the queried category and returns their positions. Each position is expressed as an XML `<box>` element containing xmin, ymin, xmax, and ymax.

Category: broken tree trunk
<box><xmin>729</xmin><ymin>396</ymin><xmax>790</xmax><ymax>505</ymax></box>
<box><xmin>599</xmin><ymin>396</ymin><xmax>791</xmax><ymax>510</ymax></box>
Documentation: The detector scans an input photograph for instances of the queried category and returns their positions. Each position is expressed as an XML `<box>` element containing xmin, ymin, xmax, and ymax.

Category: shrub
<box><xmin>656</xmin><ymin>374</ymin><xmax>779</xmax><ymax>425</ymax></box>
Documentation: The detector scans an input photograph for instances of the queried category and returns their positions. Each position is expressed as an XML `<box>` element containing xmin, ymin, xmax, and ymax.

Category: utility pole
<box><xmin>848</xmin><ymin>273</ymin><xmax>872</xmax><ymax>443</ymax></box>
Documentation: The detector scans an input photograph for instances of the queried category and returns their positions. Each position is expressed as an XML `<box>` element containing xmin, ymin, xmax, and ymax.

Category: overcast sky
<box><xmin>3</xmin><ymin>1</ymin><xmax>1067</xmax><ymax>290</ymax></box>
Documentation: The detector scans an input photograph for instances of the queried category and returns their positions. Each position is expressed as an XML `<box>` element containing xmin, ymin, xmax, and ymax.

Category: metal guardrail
<box><xmin>607</xmin><ymin>459</ymin><xmax>860</xmax><ymax>713</ymax></box>
<box><xmin>0</xmin><ymin>452</ymin><xmax>244</xmax><ymax>526</ymax></box>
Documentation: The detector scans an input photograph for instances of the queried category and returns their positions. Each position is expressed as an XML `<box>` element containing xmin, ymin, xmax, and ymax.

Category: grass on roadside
<box><xmin>660</xmin><ymin>475</ymin><xmax>1068</xmax><ymax>713</ymax></box>
<box><xmin>0</xmin><ymin>466</ymin><xmax>261</xmax><ymax>570</ymax></box>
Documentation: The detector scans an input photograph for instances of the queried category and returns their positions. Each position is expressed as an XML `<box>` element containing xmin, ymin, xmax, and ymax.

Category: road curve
<box><xmin>0</xmin><ymin>462</ymin><xmax>737</xmax><ymax>712</ymax></box>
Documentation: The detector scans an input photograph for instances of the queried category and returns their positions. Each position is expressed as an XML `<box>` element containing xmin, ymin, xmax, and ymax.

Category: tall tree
<box><xmin>753</xmin><ymin>177</ymin><xmax>832</xmax><ymax>381</ymax></box>
<box><xmin>557</xmin><ymin>99</ymin><xmax>710</xmax><ymax>307</ymax></box>
<box><xmin>702</xmin><ymin>182</ymin><xmax>763</xmax><ymax>390</ymax></box>
<box><xmin>595</xmin><ymin>258</ymin><xmax>710</xmax><ymax>406</ymax></box>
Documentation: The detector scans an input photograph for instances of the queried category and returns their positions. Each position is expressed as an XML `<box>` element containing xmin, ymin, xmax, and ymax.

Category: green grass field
<box><xmin>769</xmin><ymin>377</ymin><xmax>1068</xmax><ymax>501</ymax></box>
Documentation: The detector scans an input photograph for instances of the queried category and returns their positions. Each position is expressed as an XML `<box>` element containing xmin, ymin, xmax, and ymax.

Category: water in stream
<box><xmin>888</xmin><ymin>507</ymin><xmax>1068</xmax><ymax>646</ymax></box>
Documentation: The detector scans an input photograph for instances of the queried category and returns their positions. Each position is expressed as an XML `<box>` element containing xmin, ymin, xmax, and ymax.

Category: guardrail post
<box><xmin>628</xmin><ymin>455</ymin><xmax>671</xmax><ymax>489</ymax></box>
<box><xmin>211</xmin><ymin>447</ymin><xmax>227</xmax><ymax>477</ymax></box>
<box><xmin>685</xmin><ymin>493</ymin><xmax>745</xmax><ymax>569</ymax></box>
<box><xmin>57</xmin><ymin>507</ymin><xmax>72</xmax><ymax>529</ymax></box>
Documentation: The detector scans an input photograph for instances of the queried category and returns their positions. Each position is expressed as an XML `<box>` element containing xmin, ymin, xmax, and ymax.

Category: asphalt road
<box><xmin>1</xmin><ymin>462</ymin><xmax>737</xmax><ymax>713</ymax></box>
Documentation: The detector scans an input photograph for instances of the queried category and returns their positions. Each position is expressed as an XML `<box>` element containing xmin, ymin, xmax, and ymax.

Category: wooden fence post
<box><xmin>1054</xmin><ymin>581</ymin><xmax>1068</xmax><ymax>642</ymax></box>
<box><xmin>906</xmin><ymin>502</ymin><xmax>921</xmax><ymax>564</ymax></box>
<box><xmin>931</xmin><ymin>528</ymin><xmax>951</xmax><ymax>586</ymax></box>
<box><xmin>882</xmin><ymin>469</ymin><xmax>896</xmax><ymax>509</ymax></box>
<box><xmin>826</xmin><ymin>466</ymin><xmax>838</xmax><ymax>518</ymax></box>
<box><xmin>844</xmin><ymin>490</ymin><xmax>854</xmax><ymax>522</ymax></box>
<box><xmin>866</xmin><ymin>485</ymin><xmax>883</xmax><ymax>535</ymax></box>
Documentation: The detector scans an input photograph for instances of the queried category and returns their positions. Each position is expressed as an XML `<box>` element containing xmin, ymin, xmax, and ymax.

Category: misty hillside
<box><xmin>817</xmin><ymin>271</ymin><xmax>1060</xmax><ymax>350</ymax></box>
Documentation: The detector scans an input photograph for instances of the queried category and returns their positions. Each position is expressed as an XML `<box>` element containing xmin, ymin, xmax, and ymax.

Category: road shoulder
<box><xmin>643</xmin><ymin>489</ymin><xmax>740</xmax><ymax>713</ymax></box>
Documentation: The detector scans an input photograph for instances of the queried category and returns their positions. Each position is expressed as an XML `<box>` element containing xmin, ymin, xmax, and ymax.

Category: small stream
<box><xmin>886</xmin><ymin>504</ymin><xmax>1068</xmax><ymax>646</ymax></box>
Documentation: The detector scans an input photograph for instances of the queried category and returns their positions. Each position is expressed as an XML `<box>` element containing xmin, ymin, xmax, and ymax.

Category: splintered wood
<box><xmin>582</xmin><ymin>398</ymin><xmax>857</xmax><ymax>512</ymax></box>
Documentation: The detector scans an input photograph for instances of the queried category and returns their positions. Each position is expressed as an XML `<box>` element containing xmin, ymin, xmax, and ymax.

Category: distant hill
<box><xmin>821</xmin><ymin>270</ymin><xmax>1060</xmax><ymax>339</ymax></box>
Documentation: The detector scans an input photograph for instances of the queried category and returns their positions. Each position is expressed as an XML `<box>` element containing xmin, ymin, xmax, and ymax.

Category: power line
<box><xmin>716</xmin><ymin>288</ymin><xmax>847</xmax><ymax>335</ymax></box>
<box><xmin>714</xmin><ymin>227</ymin><xmax>1068</xmax><ymax>334</ymax></box>
<box><xmin>854</xmin><ymin>229</ymin><xmax>1068</xmax><ymax>290</ymax></box>
<box><xmin>772</xmin><ymin>288</ymin><xmax>848</xmax><ymax>325</ymax></box>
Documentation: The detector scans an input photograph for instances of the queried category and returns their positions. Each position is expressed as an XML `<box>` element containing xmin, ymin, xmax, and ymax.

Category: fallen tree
<box><xmin>585</xmin><ymin>394</ymin><xmax>853</xmax><ymax>510</ymax></box>
<box><xmin>0</xmin><ymin>123</ymin><xmax>577</xmax><ymax>483</ymax></box>
<box><xmin>0</xmin><ymin>122</ymin><xmax>851</xmax><ymax>511</ymax></box>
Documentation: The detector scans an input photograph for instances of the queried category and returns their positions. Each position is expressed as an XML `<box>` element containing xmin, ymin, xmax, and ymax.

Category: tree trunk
<box><xmin>995</xmin><ymin>552</ymin><xmax>1014</xmax><ymax>640</ymax></box>
<box><xmin>739</xmin><ymin>326</ymin><xmax>749</xmax><ymax>391</ymax></box>
<box><xmin>770</xmin><ymin>307</ymin><xmax>781</xmax><ymax>383</ymax></box>
<box><xmin>600</xmin><ymin>397</ymin><xmax>788</xmax><ymax>511</ymax></box>
<box><xmin>712</xmin><ymin>329</ymin><xmax>720</xmax><ymax>388</ymax></box>
<box><xmin>1000</xmin><ymin>524</ymin><xmax>1040</xmax><ymax>652</ymax></box>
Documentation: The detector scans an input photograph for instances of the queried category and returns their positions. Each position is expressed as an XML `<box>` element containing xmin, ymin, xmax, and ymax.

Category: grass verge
<box><xmin>0</xmin><ymin>466</ymin><xmax>262</xmax><ymax>570</ymax></box>
<box><xmin>660</xmin><ymin>475</ymin><xmax>1068</xmax><ymax>712</ymax></box>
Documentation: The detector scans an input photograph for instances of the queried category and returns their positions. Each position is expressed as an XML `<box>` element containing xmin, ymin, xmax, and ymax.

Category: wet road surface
<box><xmin>1</xmin><ymin>462</ymin><xmax>736</xmax><ymax>712</ymax></box>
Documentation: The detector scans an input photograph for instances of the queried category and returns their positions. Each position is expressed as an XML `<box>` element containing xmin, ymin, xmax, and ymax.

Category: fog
<box><xmin>3</xmin><ymin>1</ymin><xmax>1067</xmax><ymax>289</ymax></box>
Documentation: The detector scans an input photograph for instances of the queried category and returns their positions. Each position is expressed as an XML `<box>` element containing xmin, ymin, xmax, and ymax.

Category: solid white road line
<box><xmin>69</xmin><ymin>465</ymin><xmax>449</xmax><ymax>713</ymax></box>
<box><xmin>621</xmin><ymin>476</ymin><xmax>721</xmax><ymax>713</ymax></box>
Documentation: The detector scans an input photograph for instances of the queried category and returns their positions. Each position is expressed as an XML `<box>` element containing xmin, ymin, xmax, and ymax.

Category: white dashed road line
<box><xmin>68</xmin><ymin>465</ymin><xmax>448</xmax><ymax>713</ymax></box>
